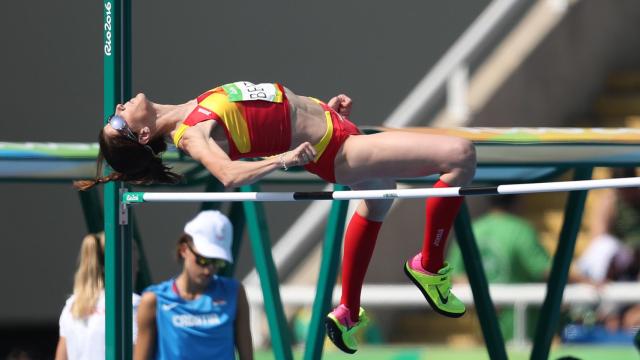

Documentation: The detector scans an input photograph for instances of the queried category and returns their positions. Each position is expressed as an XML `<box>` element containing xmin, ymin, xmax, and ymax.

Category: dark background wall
<box><xmin>474</xmin><ymin>0</ymin><xmax>640</xmax><ymax>127</ymax></box>
<box><xmin>0</xmin><ymin>1</ymin><xmax>490</xmax><ymax>353</ymax></box>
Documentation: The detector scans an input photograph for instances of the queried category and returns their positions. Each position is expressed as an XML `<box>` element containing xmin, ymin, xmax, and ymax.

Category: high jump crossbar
<box><xmin>123</xmin><ymin>176</ymin><xmax>640</xmax><ymax>203</ymax></box>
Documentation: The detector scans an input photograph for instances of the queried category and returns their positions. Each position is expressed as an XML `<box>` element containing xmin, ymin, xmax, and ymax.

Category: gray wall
<box><xmin>0</xmin><ymin>1</ymin><xmax>489</xmax><ymax>323</ymax></box>
<box><xmin>473</xmin><ymin>0</ymin><xmax>640</xmax><ymax>127</ymax></box>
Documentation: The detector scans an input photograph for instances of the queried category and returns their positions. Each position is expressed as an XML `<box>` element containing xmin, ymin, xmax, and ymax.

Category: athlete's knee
<box><xmin>443</xmin><ymin>138</ymin><xmax>476</xmax><ymax>185</ymax></box>
<box><xmin>359</xmin><ymin>199</ymin><xmax>392</xmax><ymax>221</ymax></box>
<box><xmin>450</xmin><ymin>138</ymin><xmax>476</xmax><ymax>172</ymax></box>
<box><xmin>458</xmin><ymin>138</ymin><xmax>476</xmax><ymax>165</ymax></box>
<box><xmin>354</xmin><ymin>179</ymin><xmax>395</xmax><ymax>221</ymax></box>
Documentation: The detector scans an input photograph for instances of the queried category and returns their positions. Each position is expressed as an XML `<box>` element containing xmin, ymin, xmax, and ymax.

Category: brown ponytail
<box><xmin>74</xmin><ymin>128</ymin><xmax>182</xmax><ymax>190</ymax></box>
<box><xmin>176</xmin><ymin>233</ymin><xmax>192</xmax><ymax>262</ymax></box>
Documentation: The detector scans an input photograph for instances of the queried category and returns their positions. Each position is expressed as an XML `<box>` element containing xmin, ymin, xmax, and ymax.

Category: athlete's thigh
<box><xmin>334</xmin><ymin>131</ymin><xmax>468</xmax><ymax>184</ymax></box>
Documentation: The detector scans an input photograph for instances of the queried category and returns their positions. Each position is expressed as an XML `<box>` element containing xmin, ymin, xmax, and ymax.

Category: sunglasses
<box><xmin>107</xmin><ymin>114</ymin><xmax>159</xmax><ymax>157</ymax></box>
<box><xmin>186</xmin><ymin>243</ymin><xmax>226</xmax><ymax>268</ymax></box>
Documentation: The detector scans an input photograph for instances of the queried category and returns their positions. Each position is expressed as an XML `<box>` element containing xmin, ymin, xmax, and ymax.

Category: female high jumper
<box><xmin>77</xmin><ymin>81</ymin><xmax>476</xmax><ymax>354</ymax></box>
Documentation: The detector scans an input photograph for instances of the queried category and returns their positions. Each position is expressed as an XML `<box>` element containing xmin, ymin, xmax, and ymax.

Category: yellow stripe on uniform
<box><xmin>314</xmin><ymin>111</ymin><xmax>333</xmax><ymax>161</ymax></box>
<box><xmin>199</xmin><ymin>92</ymin><xmax>252</xmax><ymax>154</ymax></box>
<box><xmin>308</xmin><ymin>97</ymin><xmax>334</xmax><ymax>162</ymax></box>
<box><xmin>173</xmin><ymin>124</ymin><xmax>190</xmax><ymax>147</ymax></box>
<box><xmin>274</xmin><ymin>85</ymin><xmax>283</xmax><ymax>103</ymax></box>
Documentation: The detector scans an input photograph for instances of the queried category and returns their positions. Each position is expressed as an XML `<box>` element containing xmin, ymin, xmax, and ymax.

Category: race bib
<box><xmin>222</xmin><ymin>81</ymin><xmax>283</xmax><ymax>103</ymax></box>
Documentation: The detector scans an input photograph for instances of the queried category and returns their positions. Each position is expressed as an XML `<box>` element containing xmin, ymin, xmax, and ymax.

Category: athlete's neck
<box><xmin>151</xmin><ymin>99</ymin><xmax>197</xmax><ymax>138</ymax></box>
<box><xmin>175</xmin><ymin>271</ymin><xmax>210</xmax><ymax>300</ymax></box>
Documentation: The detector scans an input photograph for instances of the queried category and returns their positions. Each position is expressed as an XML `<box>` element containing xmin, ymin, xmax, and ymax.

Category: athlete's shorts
<box><xmin>304</xmin><ymin>101</ymin><xmax>361</xmax><ymax>183</ymax></box>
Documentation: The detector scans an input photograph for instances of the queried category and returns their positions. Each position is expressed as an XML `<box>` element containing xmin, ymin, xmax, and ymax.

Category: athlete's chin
<box><xmin>197</xmin><ymin>274</ymin><xmax>212</xmax><ymax>283</ymax></box>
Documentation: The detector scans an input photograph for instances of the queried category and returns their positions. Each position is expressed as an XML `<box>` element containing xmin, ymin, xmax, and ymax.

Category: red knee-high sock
<box><xmin>421</xmin><ymin>180</ymin><xmax>464</xmax><ymax>273</ymax></box>
<box><xmin>340</xmin><ymin>212</ymin><xmax>382</xmax><ymax>322</ymax></box>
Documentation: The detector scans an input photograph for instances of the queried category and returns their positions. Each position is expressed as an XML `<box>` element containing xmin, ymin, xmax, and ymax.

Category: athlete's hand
<box><xmin>327</xmin><ymin>94</ymin><xmax>352</xmax><ymax>118</ymax></box>
<box><xmin>286</xmin><ymin>142</ymin><xmax>317</xmax><ymax>167</ymax></box>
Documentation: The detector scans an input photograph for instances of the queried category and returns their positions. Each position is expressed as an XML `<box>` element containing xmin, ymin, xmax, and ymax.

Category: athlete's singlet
<box><xmin>146</xmin><ymin>276</ymin><xmax>239</xmax><ymax>360</ymax></box>
<box><xmin>173</xmin><ymin>81</ymin><xmax>291</xmax><ymax>159</ymax></box>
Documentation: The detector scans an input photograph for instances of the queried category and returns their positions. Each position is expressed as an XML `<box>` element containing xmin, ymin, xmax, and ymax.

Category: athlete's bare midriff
<box><xmin>283</xmin><ymin>87</ymin><xmax>328</xmax><ymax>150</ymax></box>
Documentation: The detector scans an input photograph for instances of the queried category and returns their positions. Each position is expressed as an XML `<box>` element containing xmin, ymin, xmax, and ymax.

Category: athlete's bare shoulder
<box><xmin>282</xmin><ymin>85</ymin><xmax>298</xmax><ymax>99</ymax></box>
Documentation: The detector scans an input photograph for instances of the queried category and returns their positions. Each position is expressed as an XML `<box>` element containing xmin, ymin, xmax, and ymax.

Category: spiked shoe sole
<box><xmin>325</xmin><ymin>317</ymin><xmax>357</xmax><ymax>354</ymax></box>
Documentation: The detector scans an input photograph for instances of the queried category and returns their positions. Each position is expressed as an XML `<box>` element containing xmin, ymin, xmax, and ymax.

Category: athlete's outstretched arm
<box><xmin>235</xmin><ymin>285</ymin><xmax>254</xmax><ymax>360</ymax></box>
<box><xmin>187</xmin><ymin>134</ymin><xmax>316</xmax><ymax>188</ymax></box>
<box><xmin>54</xmin><ymin>337</ymin><xmax>68</xmax><ymax>360</ymax></box>
<box><xmin>134</xmin><ymin>292</ymin><xmax>157</xmax><ymax>360</ymax></box>
<box><xmin>588</xmin><ymin>188</ymin><xmax>616</xmax><ymax>239</ymax></box>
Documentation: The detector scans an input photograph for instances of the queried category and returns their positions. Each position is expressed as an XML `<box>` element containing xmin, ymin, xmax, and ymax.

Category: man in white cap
<box><xmin>135</xmin><ymin>210</ymin><xmax>253</xmax><ymax>360</ymax></box>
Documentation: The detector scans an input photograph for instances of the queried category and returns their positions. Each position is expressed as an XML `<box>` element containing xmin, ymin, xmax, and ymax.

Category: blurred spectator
<box><xmin>578</xmin><ymin>168</ymin><xmax>640</xmax><ymax>283</ymax></box>
<box><xmin>447</xmin><ymin>195</ymin><xmax>550</xmax><ymax>341</ymax></box>
<box><xmin>54</xmin><ymin>233</ymin><xmax>140</xmax><ymax>360</ymax></box>
<box><xmin>576</xmin><ymin>167</ymin><xmax>640</xmax><ymax>335</ymax></box>
<box><xmin>134</xmin><ymin>210</ymin><xmax>252</xmax><ymax>360</ymax></box>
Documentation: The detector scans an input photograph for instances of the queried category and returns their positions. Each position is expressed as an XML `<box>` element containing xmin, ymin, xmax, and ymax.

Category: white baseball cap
<box><xmin>184</xmin><ymin>210</ymin><xmax>233</xmax><ymax>263</ymax></box>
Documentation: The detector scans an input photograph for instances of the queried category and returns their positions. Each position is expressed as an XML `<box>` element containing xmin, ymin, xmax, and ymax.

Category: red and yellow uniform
<box><xmin>173</xmin><ymin>81</ymin><xmax>361</xmax><ymax>183</ymax></box>
<box><xmin>304</xmin><ymin>98</ymin><xmax>360</xmax><ymax>183</ymax></box>
<box><xmin>173</xmin><ymin>81</ymin><xmax>291</xmax><ymax>159</ymax></box>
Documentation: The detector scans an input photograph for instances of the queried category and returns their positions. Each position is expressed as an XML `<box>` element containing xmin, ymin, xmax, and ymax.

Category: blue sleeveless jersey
<box><xmin>146</xmin><ymin>276</ymin><xmax>240</xmax><ymax>359</ymax></box>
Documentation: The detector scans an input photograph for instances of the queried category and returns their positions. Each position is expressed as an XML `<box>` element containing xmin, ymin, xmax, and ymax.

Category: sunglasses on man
<box><xmin>107</xmin><ymin>114</ymin><xmax>158</xmax><ymax>156</ymax></box>
<box><xmin>186</xmin><ymin>243</ymin><xmax>227</xmax><ymax>268</ymax></box>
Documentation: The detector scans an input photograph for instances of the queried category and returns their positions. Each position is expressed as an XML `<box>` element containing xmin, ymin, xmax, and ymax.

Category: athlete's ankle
<box><xmin>331</xmin><ymin>304</ymin><xmax>358</xmax><ymax>327</ymax></box>
<box><xmin>410</xmin><ymin>253</ymin><xmax>439</xmax><ymax>275</ymax></box>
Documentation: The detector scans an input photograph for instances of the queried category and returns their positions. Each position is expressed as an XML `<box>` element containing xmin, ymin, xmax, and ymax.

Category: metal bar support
<box><xmin>454</xmin><ymin>201</ymin><xmax>507</xmax><ymax>360</ymax></box>
<box><xmin>103</xmin><ymin>0</ymin><xmax>132</xmax><ymax>358</ymax></box>
<box><xmin>304</xmin><ymin>185</ymin><xmax>349</xmax><ymax>360</ymax></box>
<box><xmin>241</xmin><ymin>184</ymin><xmax>293</xmax><ymax>360</ymax></box>
<box><xmin>531</xmin><ymin>167</ymin><xmax>592</xmax><ymax>360</ymax></box>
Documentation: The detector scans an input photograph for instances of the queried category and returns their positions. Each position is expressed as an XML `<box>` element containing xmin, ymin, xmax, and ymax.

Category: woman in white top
<box><xmin>54</xmin><ymin>232</ymin><xmax>140</xmax><ymax>360</ymax></box>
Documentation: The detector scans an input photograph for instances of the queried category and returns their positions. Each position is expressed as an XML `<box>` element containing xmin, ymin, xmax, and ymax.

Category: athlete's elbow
<box><xmin>218</xmin><ymin>174</ymin><xmax>237</xmax><ymax>188</ymax></box>
<box><xmin>217</xmin><ymin>171</ymin><xmax>250</xmax><ymax>188</ymax></box>
<box><xmin>203</xmin><ymin>161</ymin><xmax>239</xmax><ymax>188</ymax></box>
<box><xmin>224</xmin><ymin>176</ymin><xmax>258</xmax><ymax>188</ymax></box>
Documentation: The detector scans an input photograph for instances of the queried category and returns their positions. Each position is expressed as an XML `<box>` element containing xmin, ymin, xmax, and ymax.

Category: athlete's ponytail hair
<box><xmin>176</xmin><ymin>233</ymin><xmax>193</xmax><ymax>262</ymax></box>
<box><xmin>71</xmin><ymin>232</ymin><xmax>105</xmax><ymax>319</ymax></box>
<box><xmin>74</xmin><ymin>128</ymin><xmax>182</xmax><ymax>190</ymax></box>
